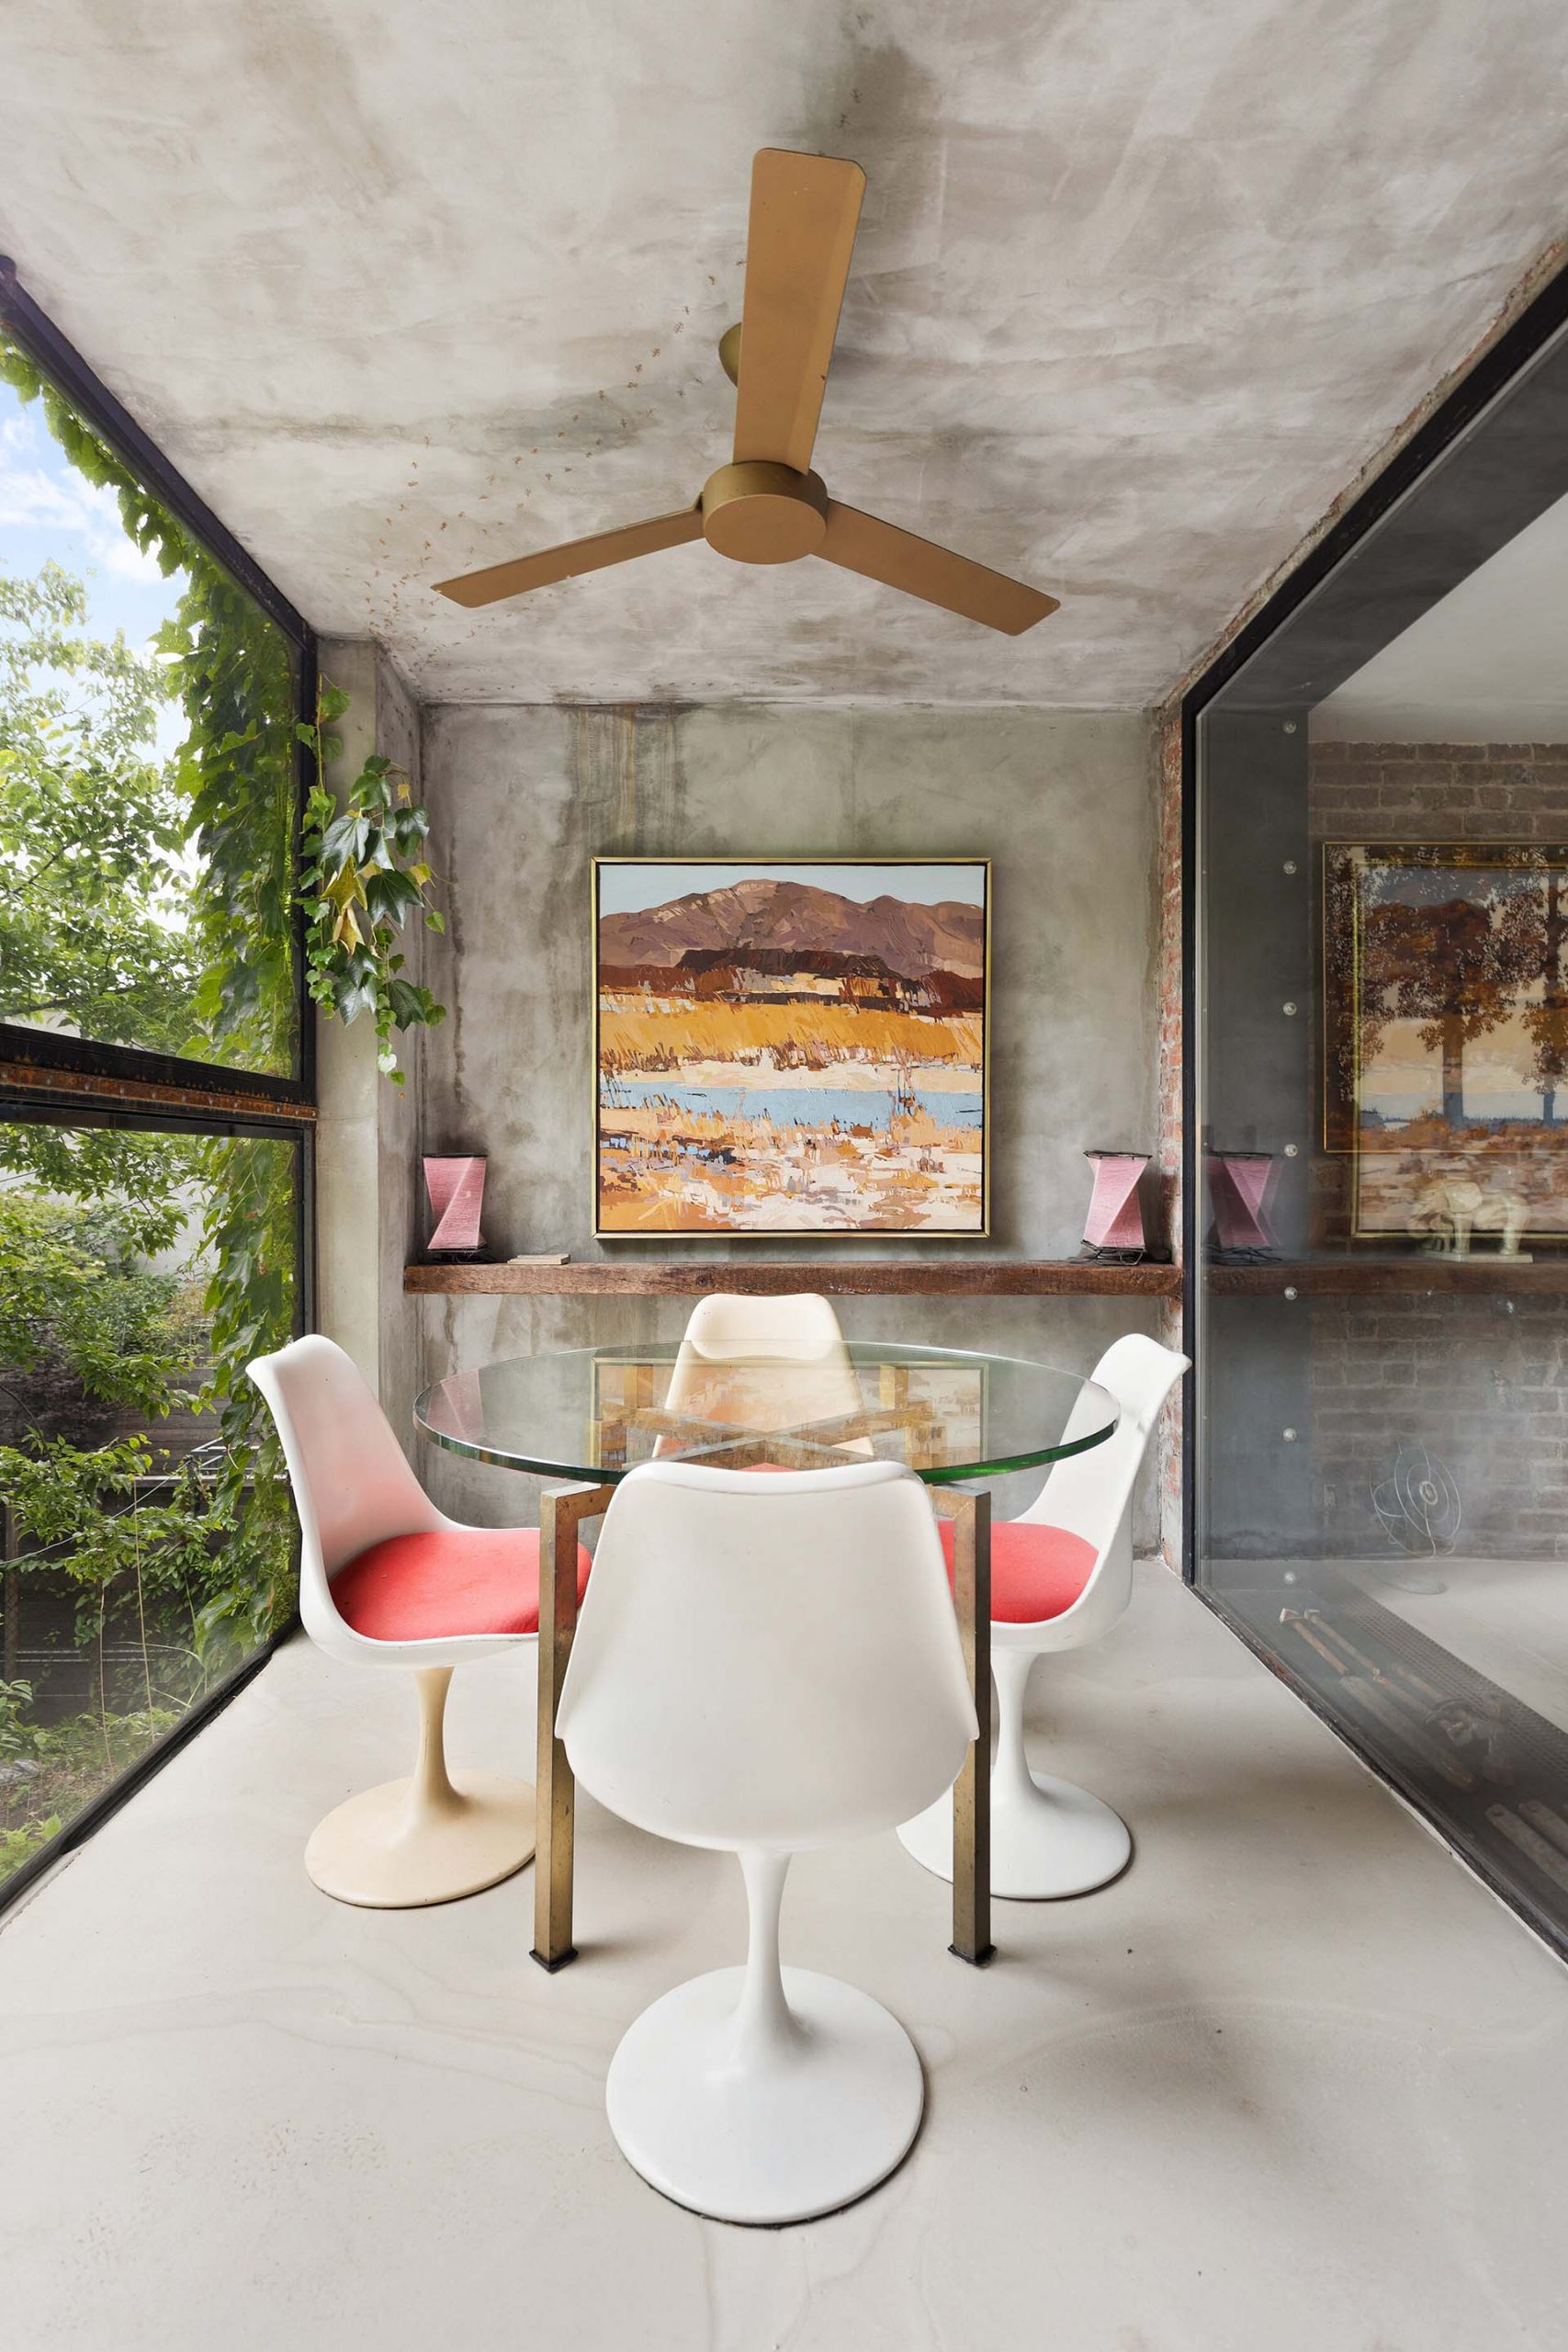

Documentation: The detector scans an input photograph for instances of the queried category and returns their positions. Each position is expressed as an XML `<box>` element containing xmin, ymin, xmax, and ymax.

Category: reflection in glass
<box><xmin>1195</xmin><ymin>351</ymin><xmax>1568</xmax><ymax>1953</ymax></box>
<box><xmin>1325</xmin><ymin>842</ymin><xmax>1568</xmax><ymax>1250</ymax></box>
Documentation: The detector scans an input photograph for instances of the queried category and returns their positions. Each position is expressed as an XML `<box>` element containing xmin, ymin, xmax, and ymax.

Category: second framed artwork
<box><xmin>1323</xmin><ymin>841</ymin><xmax>1568</xmax><ymax>1243</ymax></box>
<box><xmin>593</xmin><ymin>857</ymin><xmax>990</xmax><ymax>1236</ymax></box>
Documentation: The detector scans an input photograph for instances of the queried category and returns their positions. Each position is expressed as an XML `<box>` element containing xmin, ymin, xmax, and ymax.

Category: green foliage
<box><xmin>0</xmin><ymin>1191</ymin><xmax>194</xmax><ymax>1423</ymax></box>
<box><xmin>0</xmin><ymin>332</ymin><xmax>299</xmax><ymax>1078</ymax></box>
<box><xmin>0</xmin><ymin>561</ymin><xmax>199</xmax><ymax>1044</ymax></box>
<box><xmin>0</xmin><ymin>1680</ymin><xmax>42</xmax><ymax>1768</ymax></box>
<box><xmin>1</xmin><ymin>1817</ymin><xmax>61</xmax><ymax>1877</ymax></box>
<box><xmin>0</xmin><ymin>1122</ymin><xmax>192</xmax><ymax>1255</ymax></box>
<box><xmin>1</xmin><ymin>1709</ymin><xmax>177</xmax><ymax>1880</ymax></box>
<box><xmin>0</xmin><ymin>329</ymin><xmax>316</xmax><ymax>1880</ymax></box>
<box><xmin>299</xmin><ymin>681</ymin><xmax>446</xmax><ymax>1082</ymax></box>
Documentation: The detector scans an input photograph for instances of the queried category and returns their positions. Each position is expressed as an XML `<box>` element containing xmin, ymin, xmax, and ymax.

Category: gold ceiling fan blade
<box><xmin>818</xmin><ymin>503</ymin><xmax>1060</xmax><ymax>636</ymax></box>
<box><xmin>434</xmin><ymin>503</ymin><xmax>703</xmax><ymax>607</ymax></box>
<box><xmin>732</xmin><ymin>148</ymin><xmax>865</xmax><ymax>475</ymax></box>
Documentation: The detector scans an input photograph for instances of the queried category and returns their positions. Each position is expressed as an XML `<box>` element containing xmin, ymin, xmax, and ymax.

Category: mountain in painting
<box><xmin>599</xmin><ymin>877</ymin><xmax>984</xmax><ymax>979</ymax></box>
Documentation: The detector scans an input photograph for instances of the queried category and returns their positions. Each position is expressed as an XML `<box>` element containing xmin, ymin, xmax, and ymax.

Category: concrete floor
<box><xmin>4</xmin><ymin>1563</ymin><xmax>1566</xmax><ymax>2352</ymax></box>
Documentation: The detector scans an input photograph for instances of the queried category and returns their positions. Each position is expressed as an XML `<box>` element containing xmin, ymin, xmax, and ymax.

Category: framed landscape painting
<box><xmin>593</xmin><ymin>857</ymin><xmax>989</xmax><ymax>1235</ymax></box>
<box><xmin>1323</xmin><ymin>841</ymin><xmax>1568</xmax><ymax>1242</ymax></box>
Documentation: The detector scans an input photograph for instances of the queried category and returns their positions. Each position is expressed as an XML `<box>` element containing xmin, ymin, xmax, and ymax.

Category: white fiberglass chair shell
<box><xmin>249</xmin><ymin>1334</ymin><xmax>588</xmax><ymax>1908</ymax></box>
<box><xmin>660</xmin><ymin>1290</ymin><xmax>865</xmax><ymax>1456</ymax></box>
<box><xmin>899</xmin><ymin>1333</ymin><xmax>1189</xmax><ymax>1900</ymax></box>
<box><xmin>557</xmin><ymin>1457</ymin><xmax>976</xmax><ymax>2225</ymax></box>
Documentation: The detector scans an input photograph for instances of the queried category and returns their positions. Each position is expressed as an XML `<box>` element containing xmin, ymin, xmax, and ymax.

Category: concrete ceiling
<box><xmin>1314</xmin><ymin>486</ymin><xmax>1568</xmax><ymax>741</ymax></box>
<box><xmin>1</xmin><ymin>0</ymin><xmax>1566</xmax><ymax>709</ymax></box>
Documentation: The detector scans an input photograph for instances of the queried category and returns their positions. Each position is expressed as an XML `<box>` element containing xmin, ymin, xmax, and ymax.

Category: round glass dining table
<box><xmin>413</xmin><ymin>1341</ymin><xmax>1116</xmax><ymax>1487</ymax></box>
<box><xmin>413</xmin><ymin>1342</ymin><xmax>1118</xmax><ymax>1973</ymax></box>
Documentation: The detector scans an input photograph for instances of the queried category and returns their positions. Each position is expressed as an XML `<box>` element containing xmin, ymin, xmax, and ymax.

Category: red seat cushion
<box><xmin>331</xmin><ymin>1526</ymin><xmax>592</xmax><ymax>1643</ymax></box>
<box><xmin>937</xmin><ymin>1517</ymin><xmax>1098</xmax><ymax>1624</ymax></box>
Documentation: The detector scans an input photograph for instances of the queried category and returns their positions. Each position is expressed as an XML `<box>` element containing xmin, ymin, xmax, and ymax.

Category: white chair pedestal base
<box><xmin>605</xmin><ymin>1853</ymin><xmax>924</xmax><ymax>2225</ymax></box>
<box><xmin>304</xmin><ymin>1667</ymin><xmax>536</xmax><ymax>1909</ymax></box>
<box><xmin>897</xmin><ymin>1648</ymin><xmax>1133</xmax><ymax>1900</ymax></box>
<box><xmin>897</xmin><ymin>1770</ymin><xmax>1131</xmax><ymax>1900</ymax></box>
<box><xmin>305</xmin><ymin>1770</ymin><xmax>536</xmax><ymax>1907</ymax></box>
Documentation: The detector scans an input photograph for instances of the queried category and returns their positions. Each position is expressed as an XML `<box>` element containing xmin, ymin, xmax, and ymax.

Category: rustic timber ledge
<box><xmin>1206</xmin><ymin>1257</ymin><xmax>1568</xmax><ymax>1295</ymax></box>
<box><xmin>405</xmin><ymin>1260</ymin><xmax>1182</xmax><ymax>1298</ymax></box>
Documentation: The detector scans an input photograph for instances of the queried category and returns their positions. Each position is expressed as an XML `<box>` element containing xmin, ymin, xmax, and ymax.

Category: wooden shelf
<box><xmin>405</xmin><ymin>1259</ymin><xmax>1182</xmax><ymax>1299</ymax></box>
<box><xmin>1205</xmin><ymin>1256</ymin><xmax>1568</xmax><ymax>1295</ymax></box>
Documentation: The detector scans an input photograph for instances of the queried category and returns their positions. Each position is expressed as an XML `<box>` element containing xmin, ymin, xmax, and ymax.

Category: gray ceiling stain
<box><xmin>1</xmin><ymin>0</ymin><xmax>1565</xmax><ymax>707</ymax></box>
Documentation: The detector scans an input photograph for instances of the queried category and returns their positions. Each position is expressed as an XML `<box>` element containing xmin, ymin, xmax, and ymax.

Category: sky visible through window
<box><xmin>0</xmin><ymin>372</ymin><xmax>187</xmax><ymax>754</ymax></box>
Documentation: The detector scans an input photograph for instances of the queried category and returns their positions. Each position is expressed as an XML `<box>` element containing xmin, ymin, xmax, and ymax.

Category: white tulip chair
<box><xmin>660</xmin><ymin>1290</ymin><xmax>865</xmax><ymax>1454</ymax></box>
<box><xmin>899</xmin><ymin>1334</ymin><xmax>1189</xmax><ymax>1900</ymax></box>
<box><xmin>557</xmin><ymin>1456</ymin><xmax>976</xmax><ymax>2226</ymax></box>
<box><xmin>249</xmin><ymin>1335</ymin><xmax>589</xmax><ymax>1908</ymax></box>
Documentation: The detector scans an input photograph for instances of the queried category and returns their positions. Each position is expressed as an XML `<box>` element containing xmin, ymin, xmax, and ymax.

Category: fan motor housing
<box><xmin>701</xmin><ymin>462</ymin><xmax>829</xmax><ymax>565</ymax></box>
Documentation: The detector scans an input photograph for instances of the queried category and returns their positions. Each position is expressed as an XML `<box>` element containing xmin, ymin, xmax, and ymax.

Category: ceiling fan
<box><xmin>434</xmin><ymin>147</ymin><xmax>1058</xmax><ymax>636</ymax></box>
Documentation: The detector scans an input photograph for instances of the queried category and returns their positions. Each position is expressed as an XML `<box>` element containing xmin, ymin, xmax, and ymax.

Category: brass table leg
<box><xmin>932</xmin><ymin>1486</ymin><xmax>994</xmax><ymax>1964</ymax></box>
<box><xmin>532</xmin><ymin>1479</ymin><xmax>614</xmax><ymax>1973</ymax></box>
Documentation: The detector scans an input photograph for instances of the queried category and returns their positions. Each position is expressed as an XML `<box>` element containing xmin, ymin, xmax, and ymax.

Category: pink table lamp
<box><xmin>1079</xmin><ymin>1151</ymin><xmax>1152</xmax><ymax>1261</ymax></box>
<box><xmin>1206</xmin><ymin>1150</ymin><xmax>1280</xmax><ymax>1259</ymax></box>
<box><xmin>423</xmin><ymin>1155</ymin><xmax>489</xmax><ymax>1259</ymax></box>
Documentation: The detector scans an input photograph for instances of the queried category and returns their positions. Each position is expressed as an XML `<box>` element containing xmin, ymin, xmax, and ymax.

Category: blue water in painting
<box><xmin>604</xmin><ymin>1076</ymin><xmax>983</xmax><ymax>1130</ymax></box>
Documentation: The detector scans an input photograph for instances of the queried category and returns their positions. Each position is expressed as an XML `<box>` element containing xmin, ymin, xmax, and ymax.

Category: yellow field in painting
<box><xmin>597</xmin><ymin>1101</ymin><xmax>984</xmax><ymax>1233</ymax></box>
<box><xmin>596</xmin><ymin>990</ymin><xmax>985</xmax><ymax>1230</ymax></box>
<box><xmin>598</xmin><ymin>1000</ymin><xmax>982</xmax><ymax>1075</ymax></box>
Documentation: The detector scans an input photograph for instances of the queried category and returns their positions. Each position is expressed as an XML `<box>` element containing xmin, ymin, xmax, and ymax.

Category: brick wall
<box><xmin>1310</xmin><ymin>1294</ymin><xmax>1568</xmax><ymax>1559</ymax></box>
<box><xmin>1310</xmin><ymin>738</ymin><xmax>1568</xmax><ymax>845</ymax></box>
<box><xmin>1307</xmin><ymin>739</ymin><xmax>1568</xmax><ymax>1558</ymax></box>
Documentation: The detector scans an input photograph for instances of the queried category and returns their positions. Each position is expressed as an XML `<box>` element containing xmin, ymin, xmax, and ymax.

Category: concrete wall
<box><xmin>392</xmin><ymin>701</ymin><xmax>1166</xmax><ymax>1540</ymax></box>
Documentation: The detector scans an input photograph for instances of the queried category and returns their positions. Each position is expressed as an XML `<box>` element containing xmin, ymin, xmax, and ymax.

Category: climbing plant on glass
<box><xmin>0</xmin><ymin>329</ymin><xmax>300</xmax><ymax>1635</ymax></box>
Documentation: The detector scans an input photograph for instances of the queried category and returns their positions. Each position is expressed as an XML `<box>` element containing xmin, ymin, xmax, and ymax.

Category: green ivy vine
<box><xmin>298</xmin><ymin>683</ymin><xmax>445</xmax><ymax>1083</ymax></box>
<box><xmin>1</xmin><ymin>326</ymin><xmax>301</xmax><ymax>1634</ymax></box>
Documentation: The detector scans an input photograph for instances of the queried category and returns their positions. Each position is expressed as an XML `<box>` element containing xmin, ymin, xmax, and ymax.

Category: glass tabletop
<box><xmin>414</xmin><ymin>1341</ymin><xmax>1117</xmax><ymax>1487</ymax></box>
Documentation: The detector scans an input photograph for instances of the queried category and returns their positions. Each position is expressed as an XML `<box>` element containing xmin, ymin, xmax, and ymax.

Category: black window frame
<box><xmin>0</xmin><ymin>263</ymin><xmax>317</xmax><ymax>1913</ymax></box>
<box><xmin>1178</xmin><ymin>258</ymin><xmax>1568</xmax><ymax>1957</ymax></box>
<box><xmin>0</xmin><ymin>256</ymin><xmax>318</xmax><ymax>1113</ymax></box>
<box><xmin>1180</xmin><ymin>257</ymin><xmax>1568</xmax><ymax>1581</ymax></box>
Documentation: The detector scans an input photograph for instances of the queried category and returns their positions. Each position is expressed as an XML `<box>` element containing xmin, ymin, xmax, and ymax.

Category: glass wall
<box><xmin>1193</xmin><ymin>301</ymin><xmax>1568</xmax><ymax>1953</ymax></box>
<box><xmin>0</xmin><ymin>282</ymin><xmax>310</xmax><ymax>1896</ymax></box>
<box><xmin>1</xmin><ymin>1117</ymin><xmax>299</xmax><ymax>1880</ymax></box>
<box><xmin>0</xmin><ymin>325</ymin><xmax>300</xmax><ymax>1082</ymax></box>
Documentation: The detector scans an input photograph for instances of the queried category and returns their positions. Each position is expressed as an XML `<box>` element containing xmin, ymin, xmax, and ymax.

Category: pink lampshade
<box><xmin>1206</xmin><ymin>1150</ymin><xmax>1278</xmax><ymax>1252</ymax></box>
<box><xmin>1082</xmin><ymin>1151</ymin><xmax>1149</xmax><ymax>1251</ymax></box>
<box><xmin>423</xmin><ymin>1155</ymin><xmax>487</xmax><ymax>1253</ymax></box>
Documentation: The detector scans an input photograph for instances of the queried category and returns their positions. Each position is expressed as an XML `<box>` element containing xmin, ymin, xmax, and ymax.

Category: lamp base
<box><xmin>1076</xmin><ymin>1244</ymin><xmax>1171</xmax><ymax>1266</ymax></box>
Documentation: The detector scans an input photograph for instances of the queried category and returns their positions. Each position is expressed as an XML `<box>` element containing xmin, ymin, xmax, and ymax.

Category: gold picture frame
<box><xmin>592</xmin><ymin>855</ymin><xmax>991</xmax><ymax>1238</ymax></box>
<box><xmin>1322</xmin><ymin>841</ymin><xmax>1568</xmax><ymax>1244</ymax></box>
